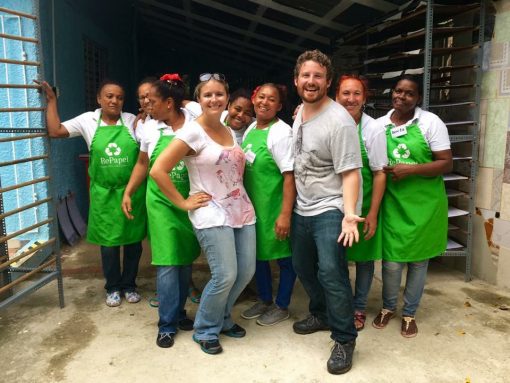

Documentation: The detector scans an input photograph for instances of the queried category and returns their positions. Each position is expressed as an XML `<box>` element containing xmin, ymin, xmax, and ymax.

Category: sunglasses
<box><xmin>199</xmin><ymin>73</ymin><xmax>226</xmax><ymax>82</ymax></box>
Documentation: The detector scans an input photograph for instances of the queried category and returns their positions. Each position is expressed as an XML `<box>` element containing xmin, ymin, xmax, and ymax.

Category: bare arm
<box><xmin>383</xmin><ymin>149</ymin><xmax>453</xmax><ymax>181</ymax></box>
<box><xmin>149</xmin><ymin>139</ymin><xmax>210</xmax><ymax>211</ymax></box>
<box><xmin>34</xmin><ymin>80</ymin><xmax>70</xmax><ymax>138</ymax></box>
<box><xmin>338</xmin><ymin>168</ymin><xmax>365</xmax><ymax>247</ymax></box>
<box><xmin>364</xmin><ymin>170</ymin><xmax>386</xmax><ymax>240</ymax></box>
<box><xmin>274</xmin><ymin>172</ymin><xmax>296</xmax><ymax>240</ymax></box>
<box><xmin>122</xmin><ymin>151</ymin><xmax>150</xmax><ymax>219</ymax></box>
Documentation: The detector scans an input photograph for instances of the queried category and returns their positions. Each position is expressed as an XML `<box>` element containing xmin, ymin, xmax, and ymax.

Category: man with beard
<box><xmin>291</xmin><ymin>50</ymin><xmax>363</xmax><ymax>375</ymax></box>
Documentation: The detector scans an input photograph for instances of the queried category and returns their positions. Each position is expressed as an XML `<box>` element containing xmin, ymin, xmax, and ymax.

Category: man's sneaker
<box><xmin>178</xmin><ymin>317</ymin><xmax>194</xmax><ymax>331</ymax></box>
<box><xmin>106</xmin><ymin>291</ymin><xmax>121</xmax><ymax>307</ymax></box>
<box><xmin>192</xmin><ymin>334</ymin><xmax>223</xmax><ymax>355</ymax></box>
<box><xmin>293</xmin><ymin>314</ymin><xmax>329</xmax><ymax>335</ymax></box>
<box><xmin>241</xmin><ymin>301</ymin><xmax>272</xmax><ymax>319</ymax></box>
<box><xmin>401</xmin><ymin>316</ymin><xmax>418</xmax><ymax>338</ymax></box>
<box><xmin>156</xmin><ymin>332</ymin><xmax>175</xmax><ymax>348</ymax></box>
<box><xmin>221</xmin><ymin>323</ymin><xmax>246</xmax><ymax>338</ymax></box>
<box><xmin>372</xmin><ymin>308</ymin><xmax>395</xmax><ymax>329</ymax></box>
<box><xmin>124</xmin><ymin>291</ymin><xmax>141</xmax><ymax>304</ymax></box>
<box><xmin>327</xmin><ymin>340</ymin><xmax>356</xmax><ymax>375</ymax></box>
<box><xmin>256</xmin><ymin>304</ymin><xmax>290</xmax><ymax>326</ymax></box>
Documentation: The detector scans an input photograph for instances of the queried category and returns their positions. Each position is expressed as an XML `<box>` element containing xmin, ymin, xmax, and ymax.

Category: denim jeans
<box><xmin>255</xmin><ymin>257</ymin><xmax>296</xmax><ymax>309</ymax></box>
<box><xmin>157</xmin><ymin>265</ymin><xmax>191</xmax><ymax>334</ymax></box>
<box><xmin>382</xmin><ymin>259</ymin><xmax>429</xmax><ymax>317</ymax></box>
<box><xmin>353</xmin><ymin>260</ymin><xmax>375</xmax><ymax>312</ymax></box>
<box><xmin>291</xmin><ymin>210</ymin><xmax>357</xmax><ymax>343</ymax></box>
<box><xmin>193</xmin><ymin>224</ymin><xmax>256</xmax><ymax>341</ymax></box>
<box><xmin>101</xmin><ymin>242</ymin><xmax>142</xmax><ymax>293</ymax></box>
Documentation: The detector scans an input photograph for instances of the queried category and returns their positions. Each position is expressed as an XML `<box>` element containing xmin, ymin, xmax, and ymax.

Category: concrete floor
<box><xmin>1</xmin><ymin>240</ymin><xmax>510</xmax><ymax>383</ymax></box>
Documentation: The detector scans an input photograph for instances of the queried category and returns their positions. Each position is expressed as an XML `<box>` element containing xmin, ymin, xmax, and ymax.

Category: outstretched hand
<box><xmin>338</xmin><ymin>213</ymin><xmax>365</xmax><ymax>247</ymax></box>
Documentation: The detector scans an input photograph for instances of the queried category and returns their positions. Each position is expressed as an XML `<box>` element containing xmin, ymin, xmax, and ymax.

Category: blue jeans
<box><xmin>353</xmin><ymin>260</ymin><xmax>375</xmax><ymax>312</ymax></box>
<box><xmin>382</xmin><ymin>260</ymin><xmax>429</xmax><ymax>317</ymax></box>
<box><xmin>101</xmin><ymin>242</ymin><xmax>142</xmax><ymax>293</ymax></box>
<box><xmin>255</xmin><ymin>257</ymin><xmax>296</xmax><ymax>309</ymax></box>
<box><xmin>291</xmin><ymin>210</ymin><xmax>357</xmax><ymax>343</ymax></box>
<box><xmin>157</xmin><ymin>265</ymin><xmax>191</xmax><ymax>334</ymax></box>
<box><xmin>193</xmin><ymin>224</ymin><xmax>256</xmax><ymax>341</ymax></box>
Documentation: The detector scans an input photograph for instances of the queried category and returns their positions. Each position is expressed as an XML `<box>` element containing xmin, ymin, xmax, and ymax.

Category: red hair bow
<box><xmin>251</xmin><ymin>85</ymin><xmax>261</xmax><ymax>102</ymax></box>
<box><xmin>160</xmin><ymin>73</ymin><xmax>182</xmax><ymax>82</ymax></box>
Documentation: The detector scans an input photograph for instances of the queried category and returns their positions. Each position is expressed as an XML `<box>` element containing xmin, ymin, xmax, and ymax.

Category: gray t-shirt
<box><xmin>292</xmin><ymin>99</ymin><xmax>362</xmax><ymax>216</ymax></box>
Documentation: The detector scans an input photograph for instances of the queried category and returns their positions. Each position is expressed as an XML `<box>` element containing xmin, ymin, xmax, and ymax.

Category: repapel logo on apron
<box><xmin>393</xmin><ymin>143</ymin><xmax>411</xmax><ymax>159</ymax></box>
<box><xmin>100</xmin><ymin>142</ymin><xmax>129</xmax><ymax>166</ymax></box>
<box><xmin>105</xmin><ymin>142</ymin><xmax>122</xmax><ymax>156</ymax></box>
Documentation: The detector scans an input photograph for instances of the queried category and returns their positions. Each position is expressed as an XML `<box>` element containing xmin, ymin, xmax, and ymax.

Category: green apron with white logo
<box><xmin>87</xmin><ymin>116</ymin><xmax>147</xmax><ymax>246</ymax></box>
<box><xmin>147</xmin><ymin>128</ymin><xmax>200</xmax><ymax>266</ymax></box>
<box><xmin>242</xmin><ymin>121</ymin><xmax>291</xmax><ymax>261</ymax></box>
<box><xmin>347</xmin><ymin>118</ymin><xmax>382</xmax><ymax>261</ymax></box>
<box><xmin>382</xmin><ymin>120</ymin><xmax>448</xmax><ymax>262</ymax></box>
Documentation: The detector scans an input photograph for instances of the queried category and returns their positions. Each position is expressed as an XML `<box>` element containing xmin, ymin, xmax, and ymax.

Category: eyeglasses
<box><xmin>199</xmin><ymin>73</ymin><xmax>225</xmax><ymax>82</ymax></box>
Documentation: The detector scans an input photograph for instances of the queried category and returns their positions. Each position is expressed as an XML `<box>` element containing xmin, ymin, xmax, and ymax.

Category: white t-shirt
<box><xmin>62</xmin><ymin>108</ymin><xmax>137</xmax><ymax>150</ymax></box>
<box><xmin>184</xmin><ymin>101</ymin><xmax>202</xmax><ymax>119</ymax></box>
<box><xmin>135</xmin><ymin>114</ymin><xmax>152</xmax><ymax>142</ymax></box>
<box><xmin>360</xmin><ymin>113</ymin><xmax>388</xmax><ymax>171</ymax></box>
<box><xmin>176</xmin><ymin>121</ymin><xmax>256</xmax><ymax>229</ymax></box>
<box><xmin>243</xmin><ymin>119</ymin><xmax>294</xmax><ymax>173</ymax></box>
<box><xmin>138</xmin><ymin>109</ymin><xmax>194</xmax><ymax>158</ymax></box>
<box><xmin>377</xmin><ymin>107</ymin><xmax>451</xmax><ymax>151</ymax></box>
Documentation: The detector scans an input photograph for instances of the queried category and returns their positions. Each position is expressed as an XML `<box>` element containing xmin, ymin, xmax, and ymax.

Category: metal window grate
<box><xmin>83</xmin><ymin>37</ymin><xmax>108</xmax><ymax>111</ymax></box>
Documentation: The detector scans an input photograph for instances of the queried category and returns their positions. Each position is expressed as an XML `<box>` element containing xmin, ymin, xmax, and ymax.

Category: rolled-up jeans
<box><xmin>193</xmin><ymin>224</ymin><xmax>256</xmax><ymax>341</ymax></box>
<box><xmin>382</xmin><ymin>259</ymin><xmax>429</xmax><ymax>317</ymax></box>
<box><xmin>290</xmin><ymin>209</ymin><xmax>357</xmax><ymax>343</ymax></box>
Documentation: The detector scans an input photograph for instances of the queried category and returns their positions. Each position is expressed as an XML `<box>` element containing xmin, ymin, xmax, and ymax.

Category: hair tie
<box><xmin>160</xmin><ymin>73</ymin><xmax>183</xmax><ymax>83</ymax></box>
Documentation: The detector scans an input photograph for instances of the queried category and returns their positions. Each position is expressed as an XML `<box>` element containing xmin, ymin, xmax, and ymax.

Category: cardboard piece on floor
<box><xmin>57</xmin><ymin>197</ymin><xmax>79</xmax><ymax>245</ymax></box>
<box><xmin>66</xmin><ymin>192</ymin><xmax>87</xmax><ymax>237</ymax></box>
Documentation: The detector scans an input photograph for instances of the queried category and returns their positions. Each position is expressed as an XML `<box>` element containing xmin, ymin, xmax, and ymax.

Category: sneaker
<box><xmin>192</xmin><ymin>334</ymin><xmax>223</xmax><ymax>355</ymax></box>
<box><xmin>105</xmin><ymin>291</ymin><xmax>121</xmax><ymax>307</ymax></box>
<box><xmin>256</xmin><ymin>304</ymin><xmax>290</xmax><ymax>326</ymax></box>
<box><xmin>372</xmin><ymin>308</ymin><xmax>395</xmax><ymax>329</ymax></box>
<box><xmin>124</xmin><ymin>291</ymin><xmax>141</xmax><ymax>304</ymax></box>
<box><xmin>327</xmin><ymin>340</ymin><xmax>356</xmax><ymax>375</ymax></box>
<box><xmin>293</xmin><ymin>314</ymin><xmax>329</xmax><ymax>335</ymax></box>
<box><xmin>221</xmin><ymin>323</ymin><xmax>246</xmax><ymax>338</ymax></box>
<box><xmin>354</xmin><ymin>310</ymin><xmax>366</xmax><ymax>331</ymax></box>
<box><xmin>178</xmin><ymin>317</ymin><xmax>194</xmax><ymax>331</ymax></box>
<box><xmin>188</xmin><ymin>286</ymin><xmax>201</xmax><ymax>304</ymax></box>
<box><xmin>241</xmin><ymin>301</ymin><xmax>272</xmax><ymax>320</ymax></box>
<box><xmin>156</xmin><ymin>332</ymin><xmax>175</xmax><ymax>348</ymax></box>
<box><xmin>401</xmin><ymin>316</ymin><xmax>418</xmax><ymax>338</ymax></box>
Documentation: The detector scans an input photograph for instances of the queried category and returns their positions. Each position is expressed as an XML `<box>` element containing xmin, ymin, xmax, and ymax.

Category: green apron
<box><xmin>382</xmin><ymin>120</ymin><xmax>448</xmax><ymax>262</ymax></box>
<box><xmin>146</xmin><ymin>128</ymin><xmax>200</xmax><ymax>266</ymax></box>
<box><xmin>242</xmin><ymin>121</ymin><xmax>291</xmax><ymax>261</ymax></box>
<box><xmin>87</xmin><ymin>116</ymin><xmax>147</xmax><ymax>246</ymax></box>
<box><xmin>347</xmin><ymin>117</ymin><xmax>383</xmax><ymax>261</ymax></box>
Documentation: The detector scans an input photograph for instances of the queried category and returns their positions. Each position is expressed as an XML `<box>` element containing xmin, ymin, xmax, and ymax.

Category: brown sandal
<box><xmin>354</xmin><ymin>310</ymin><xmax>366</xmax><ymax>331</ymax></box>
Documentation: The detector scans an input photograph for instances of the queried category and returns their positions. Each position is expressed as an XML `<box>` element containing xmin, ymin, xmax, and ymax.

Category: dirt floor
<box><xmin>1</xmin><ymin>240</ymin><xmax>510</xmax><ymax>383</ymax></box>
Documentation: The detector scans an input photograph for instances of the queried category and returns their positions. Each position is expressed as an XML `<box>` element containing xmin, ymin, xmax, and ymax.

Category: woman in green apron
<box><xmin>240</xmin><ymin>83</ymin><xmax>297</xmax><ymax>326</ymax></box>
<box><xmin>38</xmin><ymin>79</ymin><xmax>147</xmax><ymax>307</ymax></box>
<box><xmin>122</xmin><ymin>74</ymin><xmax>200</xmax><ymax>348</ymax></box>
<box><xmin>133</xmin><ymin>76</ymin><xmax>157</xmax><ymax>133</ymax></box>
<box><xmin>372</xmin><ymin>75</ymin><xmax>452</xmax><ymax>337</ymax></box>
<box><xmin>336</xmin><ymin>75</ymin><xmax>387</xmax><ymax>331</ymax></box>
<box><xmin>221</xmin><ymin>88</ymin><xmax>254</xmax><ymax>146</ymax></box>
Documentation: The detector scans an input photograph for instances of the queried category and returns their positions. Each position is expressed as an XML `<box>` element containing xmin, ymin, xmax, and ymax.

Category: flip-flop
<box><xmin>149</xmin><ymin>294</ymin><xmax>159</xmax><ymax>308</ymax></box>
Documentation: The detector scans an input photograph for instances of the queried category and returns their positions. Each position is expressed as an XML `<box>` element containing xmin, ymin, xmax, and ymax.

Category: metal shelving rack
<box><xmin>335</xmin><ymin>1</ymin><xmax>486</xmax><ymax>281</ymax></box>
<box><xmin>0</xmin><ymin>1</ymin><xmax>64</xmax><ymax>309</ymax></box>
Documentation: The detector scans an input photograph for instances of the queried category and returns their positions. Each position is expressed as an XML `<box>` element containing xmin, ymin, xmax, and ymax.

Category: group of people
<box><xmin>37</xmin><ymin>48</ymin><xmax>451</xmax><ymax>375</ymax></box>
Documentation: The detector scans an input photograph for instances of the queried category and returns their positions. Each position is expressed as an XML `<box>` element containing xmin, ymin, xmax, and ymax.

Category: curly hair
<box><xmin>294</xmin><ymin>49</ymin><xmax>334</xmax><ymax>81</ymax></box>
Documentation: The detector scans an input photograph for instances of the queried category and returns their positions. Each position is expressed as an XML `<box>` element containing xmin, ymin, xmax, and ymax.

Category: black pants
<box><xmin>101</xmin><ymin>242</ymin><xmax>143</xmax><ymax>293</ymax></box>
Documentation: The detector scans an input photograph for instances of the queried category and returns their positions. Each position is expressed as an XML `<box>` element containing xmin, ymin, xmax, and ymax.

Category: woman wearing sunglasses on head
<box><xmin>37</xmin><ymin>79</ymin><xmax>146</xmax><ymax>308</ymax></box>
<box><xmin>240</xmin><ymin>83</ymin><xmax>297</xmax><ymax>326</ymax></box>
<box><xmin>121</xmin><ymin>74</ymin><xmax>200</xmax><ymax>349</ymax></box>
<box><xmin>372</xmin><ymin>74</ymin><xmax>452</xmax><ymax>338</ymax></box>
<box><xmin>335</xmin><ymin>75</ymin><xmax>387</xmax><ymax>332</ymax></box>
<box><xmin>150</xmin><ymin>73</ymin><xmax>256</xmax><ymax>355</ymax></box>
